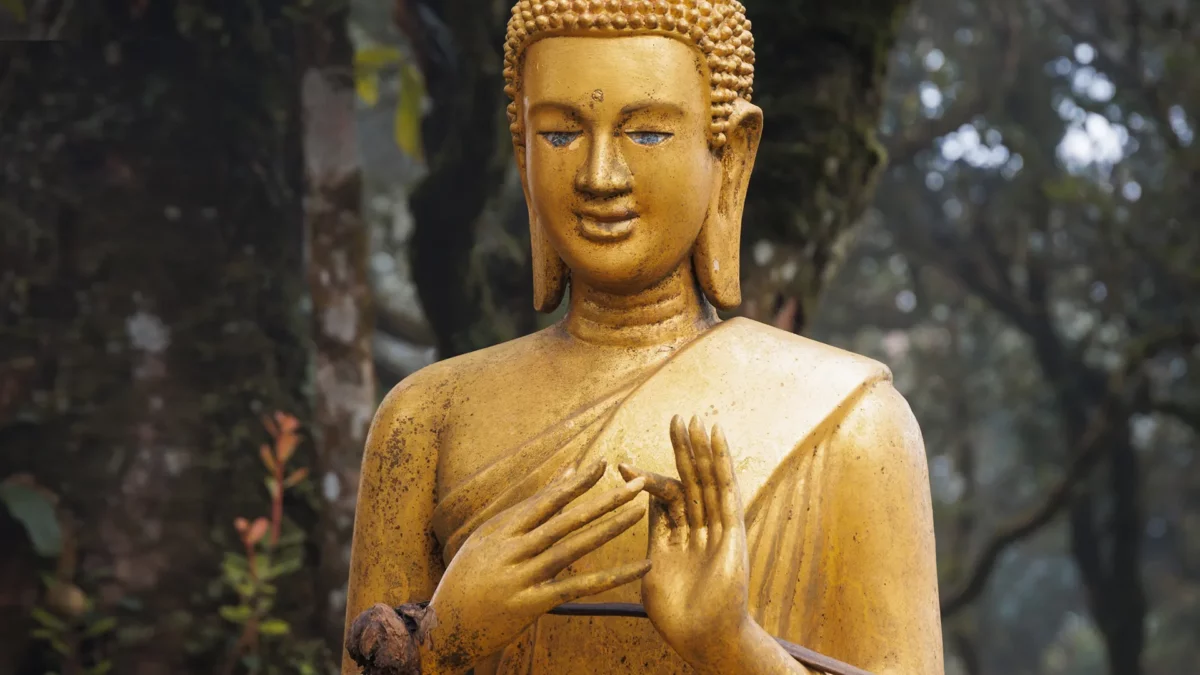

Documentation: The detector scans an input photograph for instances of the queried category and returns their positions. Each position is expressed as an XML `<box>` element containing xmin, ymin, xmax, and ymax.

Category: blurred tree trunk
<box><xmin>400</xmin><ymin>0</ymin><xmax>536</xmax><ymax>358</ymax></box>
<box><xmin>739</xmin><ymin>0</ymin><xmax>912</xmax><ymax>332</ymax></box>
<box><xmin>0</xmin><ymin>4</ymin><xmax>315</xmax><ymax>673</ymax></box>
<box><xmin>397</xmin><ymin>0</ymin><xmax>913</xmax><ymax>355</ymax></box>
<box><xmin>298</xmin><ymin>7</ymin><xmax>374</xmax><ymax>648</ymax></box>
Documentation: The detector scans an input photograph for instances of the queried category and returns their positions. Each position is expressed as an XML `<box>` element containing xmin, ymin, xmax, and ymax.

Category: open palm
<box><xmin>619</xmin><ymin>415</ymin><xmax>751</xmax><ymax>665</ymax></box>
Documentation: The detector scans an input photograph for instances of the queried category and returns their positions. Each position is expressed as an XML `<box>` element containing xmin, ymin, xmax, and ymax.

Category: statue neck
<box><xmin>563</xmin><ymin>259</ymin><xmax>719</xmax><ymax>349</ymax></box>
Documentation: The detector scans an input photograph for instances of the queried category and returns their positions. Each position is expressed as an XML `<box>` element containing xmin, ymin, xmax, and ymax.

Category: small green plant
<box><xmin>6</xmin><ymin>474</ymin><xmax>117</xmax><ymax>675</ymax></box>
<box><xmin>218</xmin><ymin>411</ymin><xmax>314</xmax><ymax>675</ymax></box>
<box><xmin>29</xmin><ymin>577</ymin><xmax>117</xmax><ymax>675</ymax></box>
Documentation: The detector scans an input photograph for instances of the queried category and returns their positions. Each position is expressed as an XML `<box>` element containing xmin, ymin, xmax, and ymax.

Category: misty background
<box><xmin>1</xmin><ymin>0</ymin><xmax>1197</xmax><ymax>673</ymax></box>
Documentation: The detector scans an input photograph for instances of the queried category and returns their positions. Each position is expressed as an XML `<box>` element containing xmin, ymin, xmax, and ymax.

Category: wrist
<box><xmin>677</xmin><ymin>613</ymin><xmax>754</xmax><ymax>675</ymax></box>
<box><xmin>688</xmin><ymin>616</ymin><xmax>802</xmax><ymax>675</ymax></box>
<box><xmin>418</xmin><ymin>598</ymin><xmax>475</xmax><ymax>675</ymax></box>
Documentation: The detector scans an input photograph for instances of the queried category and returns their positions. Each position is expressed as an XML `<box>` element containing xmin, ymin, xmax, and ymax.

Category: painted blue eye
<box><xmin>541</xmin><ymin>131</ymin><xmax>581</xmax><ymax>148</ymax></box>
<box><xmin>628</xmin><ymin>131</ymin><xmax>672</xmax><ymax>146</ymax></box>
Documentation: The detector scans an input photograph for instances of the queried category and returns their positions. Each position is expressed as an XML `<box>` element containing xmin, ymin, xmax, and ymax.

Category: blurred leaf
<box><xmin>259</xmin><ymin>618</ymin><xmax>290</xmax><ymax>636</ymax></box>
<box><xmin>277</xmin><ymin>432</ymin><xmax>299</xmax><ymax>465</ymax></box>
<box><xmin>356</xmin><ymin>46</ymin><xmax>403</xmax><ymax>69</ymax></box>
<box><xmin>277</xmin><ymin>526</ymin><xmax>306</xmax><ymax>547</ymax></box>
<box><xmin>283</xmin><ymin>468</ymin><xmax>308</xmax><ymax>488</ymax></box>
<box><xmin>395</xmin><ymin>62</ymin><xmax>425</xmax><ymax>161</ymax></box>
<box><xmin>88</xmin><ymin>661</ymin><xmax>113</xmax><ymax>675</ymax></box>
<box><xmin>259</xmin><ymin>444</ymin><xmax>276</xmax><ymax>473</ymax></box>
<box><xmin>0</xmin><ymin>482</ymin><xmax>62</xmax><ymax>557</ymax></box>
<box><xmin>222</xmin><ymin>552</ymin><xmax>250</xmax><ymax>579</ymax></box>
<box><xmin>246</xmin><ymin>517</ymin><xmax>269</xmax><ymax>545</ymax></box>
<box><xmin>219</xmin><ymin>604</ymin><xmax>252</xmax><ymax>624</ymax></box>
<box><xmin>273</xmin><ymin>411</ymin><xmax>299</xmax><ymax>434</ymax></box>
<box><xmin>30</xmin><ymin>607</ymin><xmax>67</xmax><ymax>631</ymax></box>
<box><xmin>265</xmin><ymin>557</ymin><xmax>302</xmax><ymax>580</ymax></box>
<box><xmin>354</xmin><ymin>46</ymin><xmax>403</xmax><ymax>107</ymax></box>
<box><xmin>356</xmin><ymin>72</ymin><xmax>380</xmax><ymax>107</ymax></box>
<box><xmin>85</xmin><ymin>617</ymin><xmax>117</xmax><ymax>637</ymax></box>
<box><xmin>0</xmin><ymin>0</ymin><xmax>26</xmax><ymax>22</ymax></box>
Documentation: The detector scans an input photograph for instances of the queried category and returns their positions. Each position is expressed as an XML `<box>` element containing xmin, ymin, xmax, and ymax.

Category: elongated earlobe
<box><xmin>695</xmin><ymin>99</ymin><xmax>763</xmax><ymax>311</ymax></box>
<box><xmin>517</xmin><ymin>146</ymin><xmax>569</xmax><ymax>312</ymax></box>
<box><xmin>531</xmin><ymin>214</ymin><xmax>568</xmax><ymax>312</ymax></box>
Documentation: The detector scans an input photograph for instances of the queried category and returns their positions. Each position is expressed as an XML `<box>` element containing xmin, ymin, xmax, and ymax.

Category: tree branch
<box><xmin>1145</xmin><ymin>400</ymin><xmax>1200</xmax><ymax>437</ymax></box>
<box><xmin>940</xmin><ymin>390</ymin><xmax>1120</xmax><ymax>616</ymax></box>
<box><xmin>940</xmin><ymin>325</ymin><xmax>1196</xmax><ymax>616</ymax></box>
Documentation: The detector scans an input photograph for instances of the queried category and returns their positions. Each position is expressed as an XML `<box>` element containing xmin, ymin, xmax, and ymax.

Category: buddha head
<box><xmin>504</xmin><ymin>0</ymin><xmax>762</xmax><ymax>312</ymax></box>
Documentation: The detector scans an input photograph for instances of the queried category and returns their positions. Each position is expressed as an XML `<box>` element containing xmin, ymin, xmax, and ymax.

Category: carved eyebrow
<box><xmin>620</xmin><ymin>101</ymin><xmax>686</xmax><ymax>117</ymax></box>
<box><xmin>527</xmin><ymin>100</ymin><xmax>584</xmax><ymax>118</ymax></box>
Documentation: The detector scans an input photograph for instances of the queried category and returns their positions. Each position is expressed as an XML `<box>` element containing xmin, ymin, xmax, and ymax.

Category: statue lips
<box><xmin>575</xmin><ymin>206</ymin><xmax>638</xmax><ymax>243</ymax></box>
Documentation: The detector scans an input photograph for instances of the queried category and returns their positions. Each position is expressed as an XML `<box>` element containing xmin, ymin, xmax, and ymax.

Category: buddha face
<box><xmin>520</xmin><ymin>35</ymin><xmax>719</xmax><ymax>295</ymax></box>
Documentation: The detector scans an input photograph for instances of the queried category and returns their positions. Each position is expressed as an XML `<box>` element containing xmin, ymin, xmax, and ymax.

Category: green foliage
<box><xmin>0</xmin><ymin>0</ymin><xmax>25</xmax><ymax>22</ymax></box>
<box><xmin>29</xmin><ymin>578</ymin><xmax>117</xmax><ymax>675</ymax></box>
<box><xmin>0</xmin><ymin>481</ymin><xmax>63</xmax><ymax>557</ymax></box>
<box><xmin>214</xmin><ymin>412</ymin><xmax>331</xmax><ymax>674</ymax></box>
<box><xmin>354</xmin><ymin>45</ymin><xmax>426</xmax><ymax>161</ymax></box>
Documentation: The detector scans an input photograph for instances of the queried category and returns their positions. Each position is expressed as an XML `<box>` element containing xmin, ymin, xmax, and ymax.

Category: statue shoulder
<box><xmin>373</xmin><ymin>328</ymin><xmax>561</xmax><ymax>427</ymax></box>
<box><xmin>721</xmin><ymin>317</ymin><xmax>894</xmax><ymax>387</ymax></box>
<box><xmin>834</xmin><ymin>376</ymin><xmax>927</xmax><ymax>476</ymax></box>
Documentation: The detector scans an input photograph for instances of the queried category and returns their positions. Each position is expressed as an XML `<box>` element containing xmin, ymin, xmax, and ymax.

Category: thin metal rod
<box><xmin>549</xmin><ymin>602</ymin><xmax>876</xmax><ymax>675</ymax></box>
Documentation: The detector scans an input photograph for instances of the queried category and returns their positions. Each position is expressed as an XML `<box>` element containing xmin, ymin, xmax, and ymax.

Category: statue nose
<box><xmin>575</xmin><ymin>134</ymin><xmax>632</xmax><ymax>198</ymax></box>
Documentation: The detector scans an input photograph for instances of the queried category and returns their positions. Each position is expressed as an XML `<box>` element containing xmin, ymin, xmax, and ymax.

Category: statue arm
<box><xmin>813</xmin><ymin>382</ymin><xmax>945</xmax><ymax>675</ymax></box>
<box><xmin>341</xmin><ymin>377</ymin><xmax>447</xmax><ymax>675</ymax></box>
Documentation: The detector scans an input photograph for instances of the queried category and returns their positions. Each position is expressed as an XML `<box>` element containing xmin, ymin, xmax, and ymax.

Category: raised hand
<box><xmin>423</xmin><ymin>460</ymin><xmax>650</xmax><ymax>673</ymax></box>
<box><xmin>619</xmin><ymin>416</ymin><xmax>752</xmax><ymax>669</ymax></box>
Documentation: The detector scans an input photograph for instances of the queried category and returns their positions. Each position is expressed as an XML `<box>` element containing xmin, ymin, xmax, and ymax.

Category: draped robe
<box><xmin>346</xmin><ymin>318</ymin><xmax>943</xmax><ymax>675</ymax></box>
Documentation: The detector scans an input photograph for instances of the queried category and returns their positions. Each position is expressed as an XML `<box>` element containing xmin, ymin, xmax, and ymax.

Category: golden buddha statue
<box><xmin>343</xmin><ymin>1</ymin><xmax>943</xmax><ymax>673</ymax></box>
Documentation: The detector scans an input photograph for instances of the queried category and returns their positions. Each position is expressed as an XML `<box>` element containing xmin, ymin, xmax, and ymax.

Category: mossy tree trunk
<box><xmin>0</xmin><ymin>3</ymin><xmax>323</xmax><ymax>672</ymax></box>
<box><xmin>298</xmin><ymin>6</ymin><xmax>376</xmax><ymax>648</ymax></box>
<box><xmin>739</xmin><ymin>0</ymin><xmax>912</xmax><ymax>331</ymax></box>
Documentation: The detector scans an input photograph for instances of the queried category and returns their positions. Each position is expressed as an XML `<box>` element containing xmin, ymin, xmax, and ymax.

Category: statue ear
<box><xmin>516</xmin><ymin>144</ymin><xmax>569</xmax><ymax>313</ymax></box>
<box><xmin>694</xmin><ymin>99</ymin><xmax>763</xmax><ymax>311</ymax></box>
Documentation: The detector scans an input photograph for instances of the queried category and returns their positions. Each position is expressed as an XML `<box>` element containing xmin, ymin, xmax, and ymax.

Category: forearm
<box><xmin>688</xmin><ymin>619</ymin><xmax>814</xmax><ymax>675</ymax></box>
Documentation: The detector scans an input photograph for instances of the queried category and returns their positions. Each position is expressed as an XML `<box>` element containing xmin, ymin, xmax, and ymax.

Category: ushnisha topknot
<box><xmin>503</xmin><ymin>0</ymin><xmax>756</xmax><ymax>150</ymax></box>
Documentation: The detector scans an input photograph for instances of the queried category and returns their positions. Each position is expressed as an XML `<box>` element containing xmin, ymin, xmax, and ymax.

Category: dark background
<box><xmin>1</xmin><ymin>0</ymin><xmax>1197</xmax><ymax>673</ymax></box>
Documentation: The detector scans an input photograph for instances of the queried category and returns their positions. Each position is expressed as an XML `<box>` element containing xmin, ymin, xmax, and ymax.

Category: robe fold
<box><xmin>425</xmin><ymin>319</ymin><xmax>943</xmax><ymax>675</ymax></box>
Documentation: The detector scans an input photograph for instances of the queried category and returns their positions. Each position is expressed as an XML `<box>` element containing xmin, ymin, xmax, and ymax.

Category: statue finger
<box><xmin>509</xmin><ymin>460</ymin><xmax>607</xmax><ymax>533</ymax></box>
<box><xmin>526</xmin><ymin>502</ymin><xmax>646</xmax><ymax>580</ymax></box>
<box><xmin>618</xmin><ymin>464</ymin><xmax>686</xmax><ymax>529</ymax></box>
<box><xmin>522</xmin><ymin>476</ymin><xmax>646</xmax><ymax>556</ymax></box>
<box><xmin>531</xmin><ymin>559</ymin><xmax>652</xmax><ymax>609</ymax></box>
<box><xmin>670</xmin><ymin>414</ymin><xmax>705</xmax><ymax>529</ymax></box>
<box><xmin>709</xmin><ymin>424</ymin><xmax>743</xmax><ymax>526</ymax></box>
<box><xmin>688</xmin><ymin>416</ymin><xmax>722</xmax><ymax>534</ymax></box>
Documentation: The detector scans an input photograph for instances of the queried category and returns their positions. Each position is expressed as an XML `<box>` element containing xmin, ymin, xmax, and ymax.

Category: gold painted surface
<box><xmin>344</xmin><ymin>4</ymin><xmax>943</xmax><ymax>673</ymax></box>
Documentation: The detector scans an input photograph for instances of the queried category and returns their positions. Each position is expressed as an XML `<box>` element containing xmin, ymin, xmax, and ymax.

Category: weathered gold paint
<box><xmin>343</xmin><ymin>14</ymin><xmax>943</xmax><ymax>675</ymax></box>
